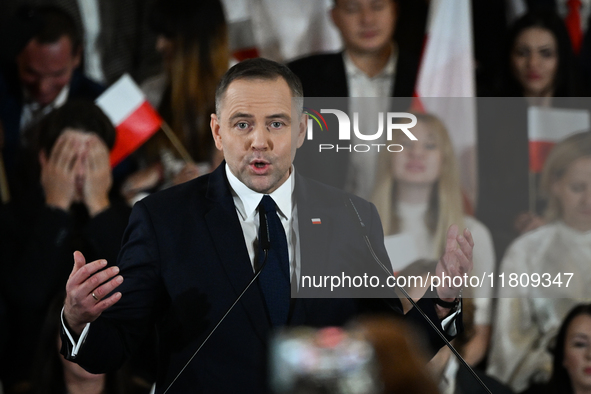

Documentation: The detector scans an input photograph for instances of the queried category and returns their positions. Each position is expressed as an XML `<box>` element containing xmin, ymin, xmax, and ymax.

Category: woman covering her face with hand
<box><xmin>371</xmin><ymin>113</ymin><xmax>496</xmax><ymax>368</ymax></box>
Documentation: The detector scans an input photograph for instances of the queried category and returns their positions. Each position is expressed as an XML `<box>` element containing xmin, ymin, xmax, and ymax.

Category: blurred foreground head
<box><xmin>354</xmin><ymin>316</ymin><xmax>439</xmax><ymax>394</ymax></box>
<box><xmin>270</xmin><ymin>316</ymin><xmax>438</xmax><ymax>394</ymax></box>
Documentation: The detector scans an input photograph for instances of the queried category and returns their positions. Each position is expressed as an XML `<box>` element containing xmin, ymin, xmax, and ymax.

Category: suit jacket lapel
<box><xmin>392</xmin><ymin>49</ymin><xmax>420</xmax><ymax>98</ymax></box>
<box><xmin>204</xmin><ymin>165</ymin><xmax>270</xmax><ymax>342</ymax></box>
<box><xmin>330</xmin><ymin>52</ymin><xmax>349</xmax><ymax>97</ymax></box>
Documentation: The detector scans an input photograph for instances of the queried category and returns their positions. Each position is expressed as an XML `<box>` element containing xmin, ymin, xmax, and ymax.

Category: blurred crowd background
<box><xmin>1</xmin><ymin>0</ymin><xmax>591</xmax><ymax>393</ymax></box>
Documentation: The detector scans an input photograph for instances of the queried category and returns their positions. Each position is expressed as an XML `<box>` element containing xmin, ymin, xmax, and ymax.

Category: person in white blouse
<box><xmin>371</xmin><ymin>112</ymin><xmax>496</xmax><ymax>367</ymax></box>
<box><xmin>487</xmin><ymin>131</ymin><xmax>591</xmax><ymax>393</ymax></box>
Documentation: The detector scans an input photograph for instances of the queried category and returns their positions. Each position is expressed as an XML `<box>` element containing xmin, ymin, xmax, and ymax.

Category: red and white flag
<box><xmin>95</xmin><ymin>74</ymin><xmax>162</xmax><ymax>167</ymax></box>
<box><xmin>528</xmin><ymin>106</ymin><xmax>590</xmax><ymax>173</ymax></box>
<box><xmin>414</xmin><ymin>0</ymin><xmax>477</xmax><ymax>206</ymax></box>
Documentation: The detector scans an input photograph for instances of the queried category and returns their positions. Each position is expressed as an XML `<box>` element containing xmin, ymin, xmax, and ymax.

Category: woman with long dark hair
<box><xmin>121</xmin><ymin>0</ymin><xmax>229</xmax><ymax>201</ymax></box>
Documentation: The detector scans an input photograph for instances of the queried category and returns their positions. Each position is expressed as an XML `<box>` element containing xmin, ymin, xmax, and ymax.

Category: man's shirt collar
<box><xmin>23</xmin><ymin>83</ymin><xmax>70</xmax><ymax>110</ymax></box>
<box><xmin>343</xmin><ymin>44</ymin><xmax>397</xmax><ymax>80</ymax></box>
<box><xmin>225</xmin><ymin>164</ymin><xmax>294</xmax><ymax>221</ymax></box>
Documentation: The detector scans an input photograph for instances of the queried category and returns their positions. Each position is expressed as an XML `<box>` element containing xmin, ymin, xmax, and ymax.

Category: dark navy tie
<box><xmin>258</xmin><ymin>195</ymin><xmax>290</xmax><ymax>326</ymax></box>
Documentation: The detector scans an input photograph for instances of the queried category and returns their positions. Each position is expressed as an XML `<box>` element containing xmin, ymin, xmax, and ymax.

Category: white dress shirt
<box><xmin>343</xmin><ymin>48</ymin><xmax>397</xmax><ymax>99</ymax></box>
<box><xmin>343</xmin><ymin>47</ymin><xmax>397</xmax><ymax>199</ymax></box>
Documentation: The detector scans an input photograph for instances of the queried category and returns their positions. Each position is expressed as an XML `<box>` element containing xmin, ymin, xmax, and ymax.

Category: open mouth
<box><xmin>250</xmin><ymin>159</ymin><xmax>270</xmax><ymax>173</ymax></box>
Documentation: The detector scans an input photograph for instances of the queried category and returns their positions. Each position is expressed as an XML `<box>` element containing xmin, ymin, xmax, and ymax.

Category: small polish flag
<box><xmin>311</xmin><ymin>218</ymin><xmax>321</xmax><ymax>225</ymax></box>
<box><xmin>95</xmin><ymin>74</ymin><xmax>163</xmax><ymax>167</ymax></box>
<box><xmin>528</xmin><ymin>107</ymin><xmax>590</xmax><ymax>173</ymax></box>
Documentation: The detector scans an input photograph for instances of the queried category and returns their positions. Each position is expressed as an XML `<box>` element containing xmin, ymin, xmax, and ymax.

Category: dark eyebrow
<box><xmin>228</xmin><ymin>112</ymin><xmax>291</xmax><ymax>123</ymax></box>
<box><xmin>267</xmin><ymin>113</ymin><xmax>291</xmax><ymax>121</ymax></box>
<box><xmin>228</xmin><ymin>112</ymin><xmax>254</xmax><ymax>122</ymax></box>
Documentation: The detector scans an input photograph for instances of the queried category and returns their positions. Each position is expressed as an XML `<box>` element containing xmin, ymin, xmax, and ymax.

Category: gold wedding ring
<box><xmin>92</xmin><ymin>292</ymin><xmax>99</xmax><ymax>301</ymax></box>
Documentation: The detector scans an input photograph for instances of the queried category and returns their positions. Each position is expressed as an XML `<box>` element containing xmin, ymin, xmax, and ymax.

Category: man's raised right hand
<box><xmin>64</xmin><ymin>251</ymin><xmax>124</xmax><ymax>336</ymax></box>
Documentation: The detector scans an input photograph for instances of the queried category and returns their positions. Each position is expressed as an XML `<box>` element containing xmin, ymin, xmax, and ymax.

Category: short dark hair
<box><xmin>37</xmin><ymin>100</ymin><xmax>116</xmax><ymax>155</ymax></box>
<box><xmin>215</xmin><ymin>58</ymin><xmax>304</xmax><ymax>116</ymax></box>
<box><xmin>18</xmin><ymin>5</ymin><xmax>81</xmax><ymax>54</ymax></box>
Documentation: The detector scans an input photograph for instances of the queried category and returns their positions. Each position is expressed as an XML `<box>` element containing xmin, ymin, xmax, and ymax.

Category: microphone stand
<box><xmin>345</xmin><ymin>198</ymin><xmax>492</xmax><ymax>394</ymax></box>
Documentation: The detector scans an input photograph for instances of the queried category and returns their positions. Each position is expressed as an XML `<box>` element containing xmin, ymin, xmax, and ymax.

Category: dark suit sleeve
<box><xmin>364</xmin><ymin>200</ymin><xmax>461</xmax><ymax>357</ymax></box>
<box><xmin>61</xmin><ymin>200</ymin><xmax>165</xmax><ymax>373</ymax></box>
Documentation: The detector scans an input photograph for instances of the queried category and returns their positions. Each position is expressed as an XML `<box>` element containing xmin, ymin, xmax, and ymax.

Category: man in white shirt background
<box><xmin>288</xmin><ymin>0</ymin><xmax>421</xmax><ymax>197</ymax></box>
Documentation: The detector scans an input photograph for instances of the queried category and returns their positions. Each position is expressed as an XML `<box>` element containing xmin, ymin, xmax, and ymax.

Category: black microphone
<box><xmin>344</xmin><ymin>197</ymin><xmax>492</xmax><ymax>394</ymax></box>
<box><xmin>163</xmin><ymin>206</ymin><xmax>272</xmax><ymax>394</ymax></box>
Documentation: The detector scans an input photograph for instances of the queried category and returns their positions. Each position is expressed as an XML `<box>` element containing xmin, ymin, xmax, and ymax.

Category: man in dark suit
<box><xmin>59</xmin><ymin>58</ymin><xmax>473</xmax><ymax>393</ymax></box>
<box><xmin>288</xmin><ymin>0</ymin><xmax>420</xmax><ymax>195</ymax></box>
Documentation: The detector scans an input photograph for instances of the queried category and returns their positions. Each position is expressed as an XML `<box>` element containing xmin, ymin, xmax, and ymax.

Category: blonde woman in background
<box><xmin>371</xmin><ymin>113</ymin><xmax>496</xmax><ymax>367</ymax></box>
<box><xmin>487</xmin><ymin>131</ymin><xmax>591</xmax><ymax>393</ymax></box>
<box><xmin>121</xmin><ymin>0</ymin><xmax>229</xmax><ymax>203</ymax></box>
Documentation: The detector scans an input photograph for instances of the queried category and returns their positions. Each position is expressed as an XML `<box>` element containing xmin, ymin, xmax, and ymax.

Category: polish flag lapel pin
<box><xmin>311</xmin><ymin>218</ymin><xmax>321</xmax><ymax>225</ymax></box>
